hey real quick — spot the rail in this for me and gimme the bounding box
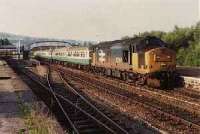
[22,65,129,134]
[58,68,200,131]
[58,71,129,134]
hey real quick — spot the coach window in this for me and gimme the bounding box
[82,53,85,57]
[69,52,71,56]
[73,52,76,57]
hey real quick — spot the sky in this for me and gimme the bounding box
[0,0,199,41]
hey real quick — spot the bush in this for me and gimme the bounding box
[137,21,200,67]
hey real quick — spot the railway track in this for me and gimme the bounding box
[55,66,200,133]
[173,88,200,101]
[138,86,200,111]
[9,60,130,134]
[15,59,200,133]
[55,65,200,111]
[101,75,200,107]
[47,68,129,134]
[40,61,200,102]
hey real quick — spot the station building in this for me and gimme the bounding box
[0,45,18,57]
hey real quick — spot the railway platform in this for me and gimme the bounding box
[2,59,67,134]
[0,59,64,134]
[181,76,200,91]
[0,60,34,133]
[176,66,200,91]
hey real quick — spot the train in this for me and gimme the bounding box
[32,36,180,89]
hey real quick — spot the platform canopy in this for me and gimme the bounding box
[30,41,73,51]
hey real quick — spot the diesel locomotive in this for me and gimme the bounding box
[33,36,178,89]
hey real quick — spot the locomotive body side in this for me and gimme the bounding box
[91,42,131,71]
[92,36,176,74]
[91,36,177,88]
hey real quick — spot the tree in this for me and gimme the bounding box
[4,38,11,45]
[0,38,12,46]
[121,21,200,66]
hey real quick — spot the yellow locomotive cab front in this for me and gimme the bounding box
[145,47,176,73]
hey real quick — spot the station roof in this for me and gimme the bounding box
[31,45,66,51]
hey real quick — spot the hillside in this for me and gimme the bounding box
[0,32,90,47]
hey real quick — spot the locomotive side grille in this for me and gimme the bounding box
[154,54,172,62]
[154,48,172,62]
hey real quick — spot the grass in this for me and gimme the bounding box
[16,92,61,134]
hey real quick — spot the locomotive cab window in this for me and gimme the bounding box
[122,50,129,63]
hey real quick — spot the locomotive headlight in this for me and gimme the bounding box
[167,56,171,58]
[156,56,160,59]
[161,63,167,68]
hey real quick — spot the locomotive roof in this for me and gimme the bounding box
[91,36,166,49]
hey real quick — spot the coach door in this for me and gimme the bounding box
[138,52,145,69]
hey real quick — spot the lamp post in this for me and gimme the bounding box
[17,40,21,59]
[50,47,55,65]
